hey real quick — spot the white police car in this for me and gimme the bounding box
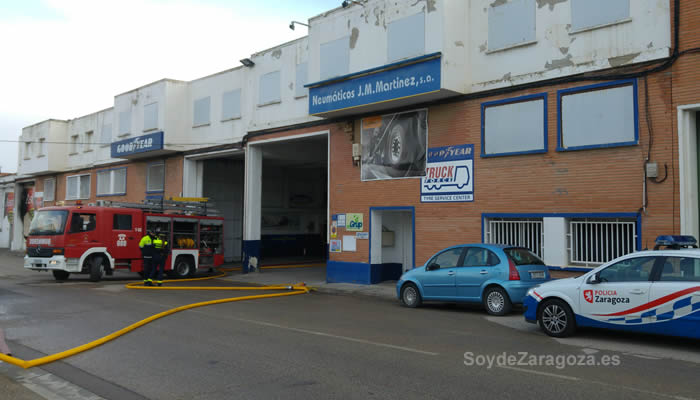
[524,235,700,339]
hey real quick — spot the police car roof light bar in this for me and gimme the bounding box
[653,235,698,250]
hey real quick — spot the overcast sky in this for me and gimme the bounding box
[0,0,341,173]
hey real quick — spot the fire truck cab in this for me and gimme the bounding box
[24,199,224,282]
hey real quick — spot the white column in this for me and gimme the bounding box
[242,146,262,272]
[543,217,567,268]
[370,210,382,265]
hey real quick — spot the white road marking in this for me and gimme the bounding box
[234,317,440,356]
[500,364,694,400]
[486,315,700,365]
[0,363,104,400]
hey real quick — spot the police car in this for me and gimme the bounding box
[524,235,700,339]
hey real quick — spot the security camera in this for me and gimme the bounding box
[342,0,349,7]
[289,22,295,30]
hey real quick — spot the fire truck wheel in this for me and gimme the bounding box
[52,270,70,281]
[173,257,195,279]
[89,255,105,282]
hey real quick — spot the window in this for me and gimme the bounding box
[464,248,500,267]
[485,217,544,258]
[101,123,112,146]
[427,248,463,269]
[388,12,425,62]
[147,162,165,193]
[113,214,133,230]
[44,178,55,202]
[193,97,211,126]
[569,218,637,266]
[259,71,281,105]
[97,168,127,196]
[598,256,656,283]
[482,94,547,156]
[69,213,97,233]
[222,90,241,121]
[488,0,536,52]
[70,135,79,154]
[144,102,159,131]
[118,110,131,136]
[66,174,91,200]
[558,80,638,151]
[24,141,31,159]
[320,37,349,80]
[571,0,630,33]
[38,138,46,156]
[84,131,93,152]
[503,248,545,266]
[659,257,700,282]
[294,63,308,98]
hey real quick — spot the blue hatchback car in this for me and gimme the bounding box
[397,244,551,315]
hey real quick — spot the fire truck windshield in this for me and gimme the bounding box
[29,210,69,236]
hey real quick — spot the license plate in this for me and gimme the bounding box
[33,263,46,268]
[530,271,546,279]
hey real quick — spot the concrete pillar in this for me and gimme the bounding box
[243,146,262,273]
[370,210,382,265]
[11,183,23,252]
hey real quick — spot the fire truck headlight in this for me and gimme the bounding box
[49,260,59,265]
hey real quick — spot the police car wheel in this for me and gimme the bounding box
[483,286,512,316]
[538,299,576,338]
[52,270,70,281]
[401,283,422,308]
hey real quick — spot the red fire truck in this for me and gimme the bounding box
[23,199,224,281]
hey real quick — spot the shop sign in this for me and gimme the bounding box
[420,144,474,203]
[345,213,364,232]
[356,232,369,240]
[308,55,441,115]
[111,131,164,158]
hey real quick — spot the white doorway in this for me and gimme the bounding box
[370,208,415,278]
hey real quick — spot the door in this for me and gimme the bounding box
[110,211,141,262]
[65,212,100,262]
[648,256,700,328]
[457,247,501,300]
[419,247,464,299]
[578,256,658,324]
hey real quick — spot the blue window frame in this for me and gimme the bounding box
[481,93,548,157]
[557,79,639,152]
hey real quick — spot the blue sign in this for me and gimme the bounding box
[421,144,474,203]
[111,131,164,158]
[308,55,441,115]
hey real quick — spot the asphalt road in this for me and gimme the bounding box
[1,251,699,400]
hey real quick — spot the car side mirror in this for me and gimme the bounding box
[587,273,601,284]
[426,263,440,271]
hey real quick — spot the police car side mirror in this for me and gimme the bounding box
[587,273,601,285]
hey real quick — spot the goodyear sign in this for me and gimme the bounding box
[345,213,364,232]
[308,55,441,115]
[420,144,474,203]
[111,131,164,158]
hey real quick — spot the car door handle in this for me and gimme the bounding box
[629,289,646,295]
[447,271,455,276]
[479,270,488,275]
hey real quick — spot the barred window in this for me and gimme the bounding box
[485,218,543,258]
[568,218,637,267]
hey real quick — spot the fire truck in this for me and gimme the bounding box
[23,198,225,282]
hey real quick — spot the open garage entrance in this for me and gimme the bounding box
[183,150,244,262]
[370,207,415,280]
[243,132,328,272]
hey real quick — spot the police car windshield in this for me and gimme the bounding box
[28,210,68,236]
[504,247,545,265]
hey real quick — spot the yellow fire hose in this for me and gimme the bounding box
[0,263,322,369]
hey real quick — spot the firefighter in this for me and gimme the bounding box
[150,228,169,286]
[139,229,156,286]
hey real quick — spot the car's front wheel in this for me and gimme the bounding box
[538,299,576,338]
[400,283,422,308]
[483,286,512,316]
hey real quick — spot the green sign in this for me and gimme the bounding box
[345,213,364,232]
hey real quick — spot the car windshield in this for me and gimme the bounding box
[28,210,68,236]
[504,247,545,265]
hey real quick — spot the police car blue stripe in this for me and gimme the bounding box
[625,318,643,324]
[673,297,691,310]
[655,311,675,321]
[641,310,656,318]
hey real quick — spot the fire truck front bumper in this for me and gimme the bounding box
[24,256,81,273]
